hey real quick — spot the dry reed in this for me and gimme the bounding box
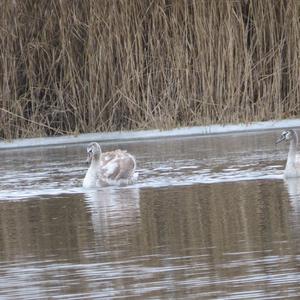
[1,0,300,139]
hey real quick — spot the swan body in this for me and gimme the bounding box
[83,142,138,188]
[276,129,300,178]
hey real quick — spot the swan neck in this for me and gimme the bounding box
[83,157,100,188]
[91,155,100,165]
[287,137,298,165]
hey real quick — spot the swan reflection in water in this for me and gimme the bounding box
[284,178,300,214]
[84,187,140,236]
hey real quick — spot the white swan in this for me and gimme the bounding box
[276,129,300,178]
[83,142,138,188]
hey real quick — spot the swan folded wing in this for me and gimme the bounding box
[99,151,135,181]
[100,151,118,164]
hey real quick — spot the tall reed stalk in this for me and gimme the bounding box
[1,0,300,139]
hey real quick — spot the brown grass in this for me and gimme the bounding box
[1,0,300,139]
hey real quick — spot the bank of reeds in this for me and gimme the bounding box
[1,0,300,139]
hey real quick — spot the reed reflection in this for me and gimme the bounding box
[0,195,93,262]
[140,182,289,254]
[136,181,298,298]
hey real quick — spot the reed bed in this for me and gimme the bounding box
[1,0,300,139]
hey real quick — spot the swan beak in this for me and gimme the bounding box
[275,136,285,144]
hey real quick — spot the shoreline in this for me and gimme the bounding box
[1,119,300,150]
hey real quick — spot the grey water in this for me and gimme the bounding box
[0,129,300,299]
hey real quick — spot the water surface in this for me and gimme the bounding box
[0,130,299,299]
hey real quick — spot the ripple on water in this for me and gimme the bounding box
[0,252,299,299]
[0,131,299,300]
[0,151,284,201]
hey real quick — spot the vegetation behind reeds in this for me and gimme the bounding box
[1,0,300,139]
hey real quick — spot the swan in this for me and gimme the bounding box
[83,142,138,188]
[276,129,300,178]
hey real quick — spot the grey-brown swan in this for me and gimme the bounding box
[83,142,138,188]
[276,129,300,178]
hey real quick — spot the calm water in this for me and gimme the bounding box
[0,130,300,299]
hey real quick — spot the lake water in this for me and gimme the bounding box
[0,129,300,299]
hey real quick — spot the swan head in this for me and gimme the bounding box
[86,142,101,163]
[276,129,297,144]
